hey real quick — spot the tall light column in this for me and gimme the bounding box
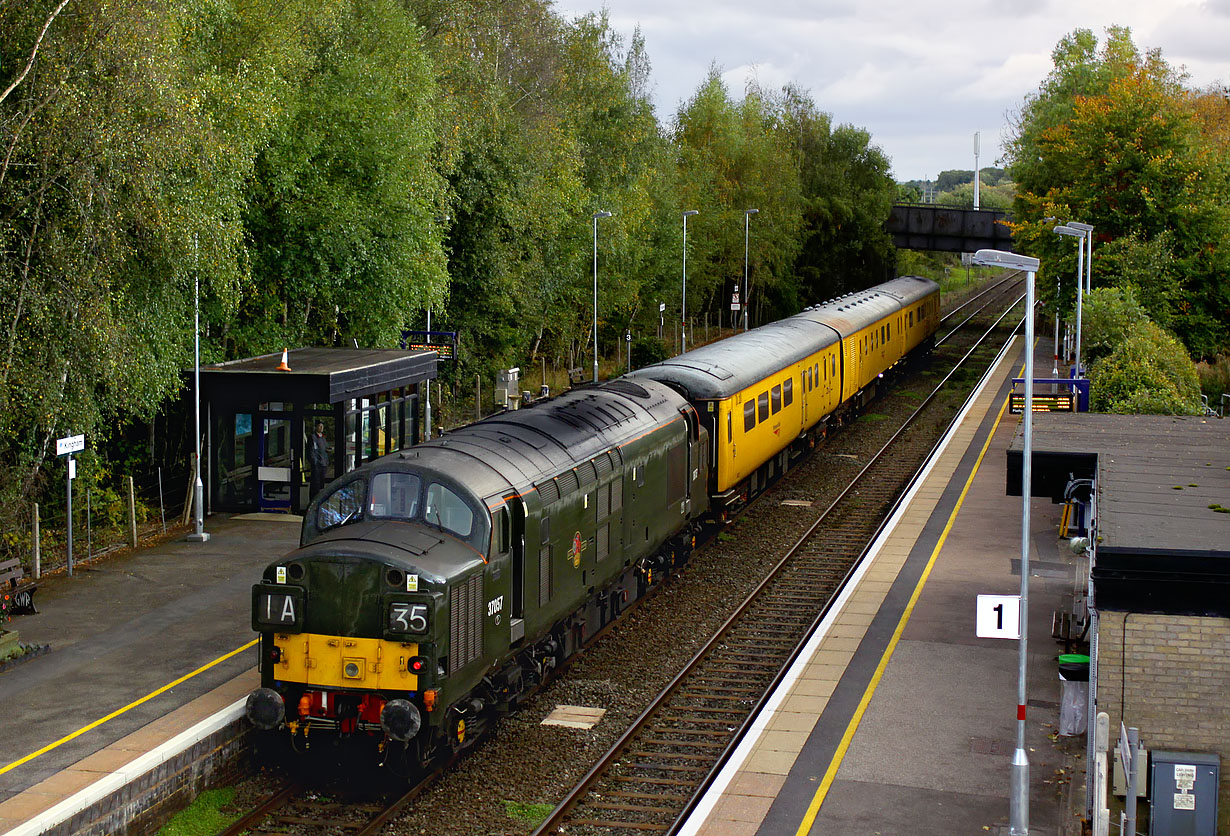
[972,248,1040,836]
[593,210,612,383]
[743,208,758,331]
[973,131,981,210]
[1054,225,1088,378]
[681,209,698,353]
[1052,273,1061,380]
[1067,221,1093,294]
[188,234,209,543]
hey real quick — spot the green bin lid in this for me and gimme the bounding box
[1058,653,1090,664]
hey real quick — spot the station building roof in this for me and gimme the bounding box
[1007,413,1230,616]
[198,347,437,406]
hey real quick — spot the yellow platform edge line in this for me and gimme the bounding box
[0,639,258,777]
[793,356,1024,835]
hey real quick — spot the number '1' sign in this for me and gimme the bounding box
[975,594,1021,639]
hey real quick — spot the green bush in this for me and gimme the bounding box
[1080,287,1148,365]
[1089,321,1202,414]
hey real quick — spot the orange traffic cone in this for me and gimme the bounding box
[276,348,291,371]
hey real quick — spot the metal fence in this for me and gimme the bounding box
[0,462,190,579]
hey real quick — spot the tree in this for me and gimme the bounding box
[1004,26,1230,358]
[779,85,895,303]
[0,0,294,514]
[1080,287,1148,364]
[236,0,449,355]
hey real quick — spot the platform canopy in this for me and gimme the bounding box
[1008,413,1230,616]
[199,347,436,404]
[193,348,437,516]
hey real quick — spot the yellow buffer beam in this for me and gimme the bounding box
[272,632,421,691]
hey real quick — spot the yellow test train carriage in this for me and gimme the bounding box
[629,275,939,513]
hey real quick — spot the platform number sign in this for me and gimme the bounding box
[976,594,1021,639]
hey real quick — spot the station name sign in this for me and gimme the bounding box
[56,434,85,456]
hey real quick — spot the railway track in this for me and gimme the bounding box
[530,288,1027,836]
[213,760,448,836]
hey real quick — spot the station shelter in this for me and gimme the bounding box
[1009,413,1230,827]
[197,347,437,516]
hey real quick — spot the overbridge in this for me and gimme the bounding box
[887,203,1013,253]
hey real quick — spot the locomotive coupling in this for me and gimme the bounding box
[245,688,285,730]
[380,699,422,742]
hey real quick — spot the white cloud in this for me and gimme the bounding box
[550,0,1230,180]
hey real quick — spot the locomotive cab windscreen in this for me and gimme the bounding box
[305,469,488,555]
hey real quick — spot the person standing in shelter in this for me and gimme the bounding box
[309,422,329,498]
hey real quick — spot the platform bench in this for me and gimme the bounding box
[0,558,38,618]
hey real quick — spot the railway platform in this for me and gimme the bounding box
[681,334,1088,836]
[0,333,1089,836]
[0,513,300,834]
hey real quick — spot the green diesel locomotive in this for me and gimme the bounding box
[245,377,709,768]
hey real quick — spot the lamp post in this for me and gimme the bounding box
[1066,221,1093,294]
[743,209,758,331]
[188,234,209,543]
[1051,271,1061,381]
[592,210,612,383]
[681,209,698,353]
[973,132,981,210]
[971,248,1040,836]
[1054,225,1088,378]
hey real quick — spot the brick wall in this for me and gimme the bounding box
[1096,610,1230,829]
[40,721,253,836]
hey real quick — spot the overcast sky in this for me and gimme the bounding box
[548,0,1230,183]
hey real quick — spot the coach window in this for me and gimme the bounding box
[782,379,793,407]
[744,400,755,432]
[727,411,733,442]
[771,385,782,414]
[757,392,769,423]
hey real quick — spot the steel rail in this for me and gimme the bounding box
[939,271,1021,325]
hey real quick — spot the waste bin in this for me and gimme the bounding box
[1058,653,1089,736]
